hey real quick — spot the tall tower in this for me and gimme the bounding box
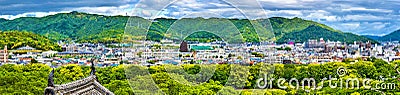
[179,41,189,52]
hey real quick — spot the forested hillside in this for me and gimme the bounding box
[0,12,376,43]
[380,29,400,41]
[364,29,400,41]
[1,60,399,94]
[277,25,378,43]
[269,17,338,38]
[0,12,128,43]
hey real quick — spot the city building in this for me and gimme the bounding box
[306,39,325,48]
[62,44,78,52]
[0,46,7,63]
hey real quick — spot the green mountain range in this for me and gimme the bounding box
[364,29,400,41]
[0,12,377,44]
[0,12,127,43]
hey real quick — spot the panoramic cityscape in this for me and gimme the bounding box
[1,37,400,67]
[1,0,400,95]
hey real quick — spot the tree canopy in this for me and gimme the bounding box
[277,25,378,44]
[1,60,400,94]
[0,12,377,43]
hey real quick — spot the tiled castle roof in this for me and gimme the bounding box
[44,63,114,95]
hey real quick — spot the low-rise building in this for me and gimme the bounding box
[0,46,7,63]
[17,45,36,50]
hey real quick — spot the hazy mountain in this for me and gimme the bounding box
[364,29,400,41]
[380,29,400,41]
[363,35,382,41]
[0,12,128,42]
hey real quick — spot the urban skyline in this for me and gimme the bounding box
[1,0,400,94]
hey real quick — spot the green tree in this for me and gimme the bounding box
[284,47,292,51]
[31,58,38,63]
[137,52,143,58]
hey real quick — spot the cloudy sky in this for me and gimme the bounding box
[0,0,399,36]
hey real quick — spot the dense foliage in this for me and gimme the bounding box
[269,17,337,38]
[77,29,125,43]
[1,59,400,94]
[0,12,376,43]
[0,31,61,51]
[184,31,223,42]
[0,12,128,43]
[381,29,400,41]
[277,25,378,43]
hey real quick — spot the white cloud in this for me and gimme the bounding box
[342,14,389,21]
[303,10,339,21]
[0,11,69,20]
[264,10,303,17]
[327,22,397,36]
[342,7,393,13]
[64,4,133,16]
[329,22,361,32]
[371,22,390,29]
